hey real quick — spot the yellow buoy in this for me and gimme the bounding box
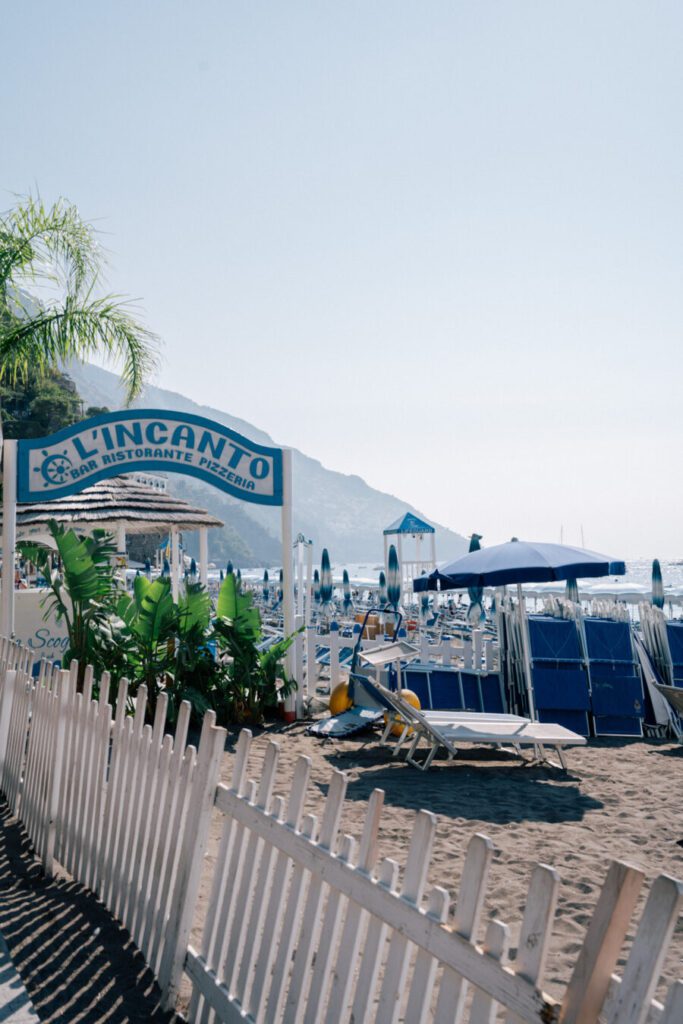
[329,682,353,716]
[385,688,421,737]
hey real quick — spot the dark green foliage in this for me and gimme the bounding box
[0,368,83,438]
[20,525,296,725]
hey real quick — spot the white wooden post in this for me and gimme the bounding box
[1,439,17,637]
[516,583,537,721]
[294,614,305,718]
[198,526,208,587]
[306,625,317,693]
[116,523,127,563]
[170,527,180,602]
[305,541,313,627]
[430,531,436,568]
[281,450,297,719]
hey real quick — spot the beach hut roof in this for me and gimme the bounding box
[4,474,224,536]
[383,512,435,536]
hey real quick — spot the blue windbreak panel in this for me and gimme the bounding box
[537,708,590,735]
[528,616,583,662]
[461,673,483,712]
[532,668,591,711]
[402,669,432,710]
[665,622,683,668]
[594,715,643,737]
[480,675,505,713]
[584,619,634,664]
[429,669,465,710]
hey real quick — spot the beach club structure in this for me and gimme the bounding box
[0,413,680,1020]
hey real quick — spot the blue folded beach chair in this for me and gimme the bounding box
[527,616,591,736]
[665,621,683,687]
[401,664,505,714]
[583,617,644,737]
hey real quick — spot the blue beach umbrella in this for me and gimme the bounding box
[320,549,334,612]
[144,558,151,576]
[414,540,626,591]
[190,557,197,578]
[162,557,170,577]
[378,570,387,606]
[387,544,401,612]
[236,568,242,586]
[278,568,284,605]
[652,559,664,609]
[342,569,353,615]
[467,533,485,625]
[220,569,224,581]
[262,569,270,603]
[565,578,580,603]
[227,561,233,575]
[313,568,321,605]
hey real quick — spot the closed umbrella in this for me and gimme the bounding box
[652,559,664,609]
[227,560,233,575]
[190,557,197,578]
[144,558,151,576]
[320,549,334,612]
[277,568,284,605]
[220,569,224,581]
[236,568,242,588]
[565,578,579,603]
[387,544,401,612]
[313,568,321,605]
[162,557,170,577]
[342,569,353,615]
[378,570,387,606]
[262,569,270,603]
[467,533,485,625]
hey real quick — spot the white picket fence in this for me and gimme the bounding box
[0,637,680,1023]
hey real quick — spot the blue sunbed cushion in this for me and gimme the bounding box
[528,617,583,662]
[584,618,634,664]
[532,667,590,711]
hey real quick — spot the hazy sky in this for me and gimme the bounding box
[3,2,681,557]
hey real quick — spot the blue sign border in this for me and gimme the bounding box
[17,409,284,507]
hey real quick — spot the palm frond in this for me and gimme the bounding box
[0,294,159,403]
[0,195,100,296]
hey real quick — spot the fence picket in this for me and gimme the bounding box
[404,886,450,1024]
[245,755,312,1022]
[302,833,357,1023]
[504,864,560,1024]
[560,860,644,1024]
[280,770,348,1023]
[606,875,683,1024]
[469,919,510,1024]
[142,699,191,960]
[434,833,494,1024]
[324,787,385,1024]
[350,857,401,1024]
[661,980,683,1024]
[375,810,436,1024]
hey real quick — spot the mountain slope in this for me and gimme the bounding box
[66,361,467,564]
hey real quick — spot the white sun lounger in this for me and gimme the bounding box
[352,675,586,771]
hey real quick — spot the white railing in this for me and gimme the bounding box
[0,638,680,1023]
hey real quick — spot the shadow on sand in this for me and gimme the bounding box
[318,745,603,825]
[0,802,178,1024]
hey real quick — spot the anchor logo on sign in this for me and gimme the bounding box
[35,450,73,488]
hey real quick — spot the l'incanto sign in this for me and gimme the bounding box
[17,410,284,506]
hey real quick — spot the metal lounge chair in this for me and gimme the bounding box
[351,674,586,771]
